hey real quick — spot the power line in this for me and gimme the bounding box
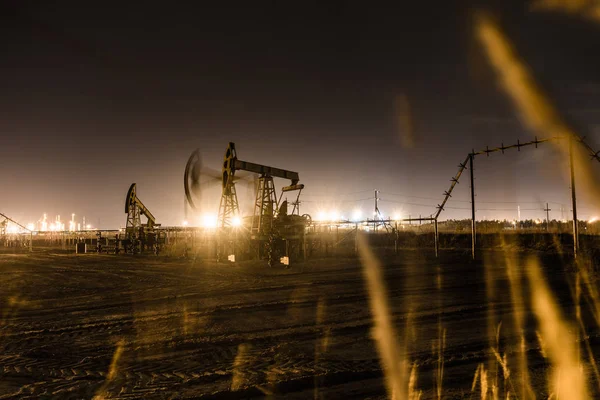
[300,197,374,204]
[302,189,375,198]
[502,209,541,212]
[379,192,469,203]
[378,199,471,210]
[378,191,568,206]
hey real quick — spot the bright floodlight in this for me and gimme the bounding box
[27,223,35,231]
[182,220,189,226]
[352,209,362,221]
[316,211,327,221]
[201,214,218,229]
[590,216,598,224]
[232,216,242,227]
[328,210,339,222]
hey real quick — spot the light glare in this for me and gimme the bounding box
[201,214,218,228]
[328,210,339,222]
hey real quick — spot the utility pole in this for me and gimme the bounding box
[374,189,380,231]
[434,218,439,258]
[469,153,476,260]
[544,203,551,232]
[569,137,579,258]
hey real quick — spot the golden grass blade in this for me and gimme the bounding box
[530,0,600,22]
[357,233,408,399]
[93,339,125,400]
[525,257,589,399]
[501,239,536,399]
[231,343,251,391]
[476,13,600,203]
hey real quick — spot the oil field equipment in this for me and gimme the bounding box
[122,183,162,254]
[185,142,311,265]
[0,219,6,237]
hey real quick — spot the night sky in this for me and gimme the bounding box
[3,1,600,228]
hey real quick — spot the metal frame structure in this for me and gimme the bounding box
[433,135,600,259]
[252,175,277,234]
[0,212,33,252]
[185,142,308,265]
[124,183,159,253]
[218,143,241,228]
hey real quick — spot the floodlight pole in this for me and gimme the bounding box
[469,153,476,260]
[569,137,579,258]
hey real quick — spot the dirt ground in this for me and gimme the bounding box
[0,248,597,399]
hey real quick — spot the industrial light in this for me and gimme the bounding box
[316,211,327,222]
[328,210,339,222]
[27,223,35,231]
[201,214,218,229]
[589,216,598,223]
[232,216,242,227]
[352,209,362,221]
[182,220,189,226]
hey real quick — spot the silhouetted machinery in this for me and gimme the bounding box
[122,183,162,254]
[185,142,311,265]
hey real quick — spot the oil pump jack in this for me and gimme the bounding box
[122,183,161,254]
[185,142,311,265]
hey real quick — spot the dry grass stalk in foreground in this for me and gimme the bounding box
[357,233,414,399]
[93,339,125,400]
[231,343,251,391]
[526,257,589,399]
[501,241,536,399]
[530,0,600,22]
[476,13,600,202]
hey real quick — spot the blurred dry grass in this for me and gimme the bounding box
[531,0,600,22]
[476,13,600,204]
[358,233,418,399]
[93,339,125,400]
